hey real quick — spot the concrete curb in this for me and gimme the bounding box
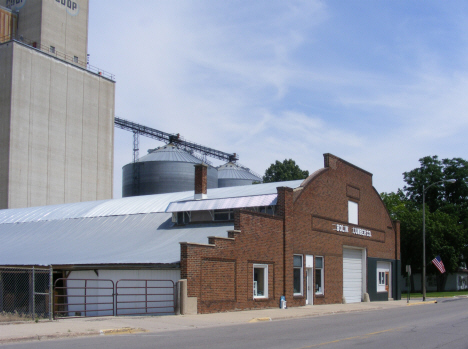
[100,327,147,335]
[406,300,437,306]
[0,332,100,345]
[248,317,272,323]
[269,306,390,321]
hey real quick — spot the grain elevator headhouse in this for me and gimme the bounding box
[0,0,115,209]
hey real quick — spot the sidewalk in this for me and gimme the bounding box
[0,299,437,345]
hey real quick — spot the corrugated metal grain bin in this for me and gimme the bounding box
[122,144,218,197]
[217,162,262,188]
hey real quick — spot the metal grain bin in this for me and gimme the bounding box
[122,144,218,197]
[217,162,262,188]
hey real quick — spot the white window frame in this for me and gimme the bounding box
[376,261,390,293]
[315,256,324,295]
[348,201,358,225]
[378,272,385,285]
[293,255,303,296]
[253,264,268,299]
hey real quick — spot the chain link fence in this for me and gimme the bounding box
[0,266,53,322]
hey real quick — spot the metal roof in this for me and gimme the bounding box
[138,144,205,164]
[217,162,262,181]
[0,180,304,266]
[0,180,303,224]
[166,194,277,212]
[0,213,233,266]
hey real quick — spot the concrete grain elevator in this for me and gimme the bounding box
[0,0,115,209]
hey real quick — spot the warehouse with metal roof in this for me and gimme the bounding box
[0,179,301,266]
[0,154,401,318]
[0,177,302,317]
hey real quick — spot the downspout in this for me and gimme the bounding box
[394,220,400,300]
[283,210,287,297]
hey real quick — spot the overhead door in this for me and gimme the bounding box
[343,248,363,303]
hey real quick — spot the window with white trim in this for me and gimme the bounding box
[253,264,268,298]
[378,272,385,286]
[377,262,391,292]
[315,256,324,295]
[293,255,303,295]
[348,201,358,225]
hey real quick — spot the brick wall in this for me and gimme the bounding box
[292,153,400,305]
[194,164,208,195]
[180,210,285,313]
[180,153,400,313]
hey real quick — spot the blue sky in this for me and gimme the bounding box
[87,1,468,198]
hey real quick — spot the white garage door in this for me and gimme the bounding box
[343,248,363,303]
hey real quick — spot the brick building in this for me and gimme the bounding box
[180,154,400,313]
[0,153,400,316]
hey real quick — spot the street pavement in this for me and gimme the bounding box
[0,298,439,345]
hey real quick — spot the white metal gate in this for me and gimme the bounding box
[343,248,363,303]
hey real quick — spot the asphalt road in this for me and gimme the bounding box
[3,298,468,349]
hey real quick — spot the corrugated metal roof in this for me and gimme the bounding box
[202,179,302,200]
[217,162,262,181]
[166,194,277,212]
[0,192,191,224]
[0,213,233,266]
[138,144,204,163]
[0,180,303,224]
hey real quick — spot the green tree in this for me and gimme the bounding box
[382,155,468,291]
[381,191,465,291]
[381,191,422,291]
[263,159,309,183]
[403,156,444,212]
[403,156,468,220]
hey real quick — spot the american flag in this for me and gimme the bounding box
[432,255,446,274]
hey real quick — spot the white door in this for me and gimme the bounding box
[377,261,391,298]
[343,248,363,303]
[306,269,313,304]
[306,255,313,305]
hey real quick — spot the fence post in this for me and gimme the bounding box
[49,266,53,320]
[32,266,35,321]
[0,270,3,313]
[175,281,180,315]
[84,279,87,317]
[145,280,148,315]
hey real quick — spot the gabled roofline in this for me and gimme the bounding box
[324,153,373,177]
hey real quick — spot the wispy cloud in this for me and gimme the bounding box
[88,1,468,197]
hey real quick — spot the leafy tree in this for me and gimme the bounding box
[403,156,468,220]
[403,156,444,212]
[382,155,468,291]
[381,190,410,219]
[441,158,468,228]
[263,159,309,183]
[381,190,465,291]
[381,191,422,291]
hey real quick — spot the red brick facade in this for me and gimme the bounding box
[180,154,400,313]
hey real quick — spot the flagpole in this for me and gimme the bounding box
[423,184,426,302]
